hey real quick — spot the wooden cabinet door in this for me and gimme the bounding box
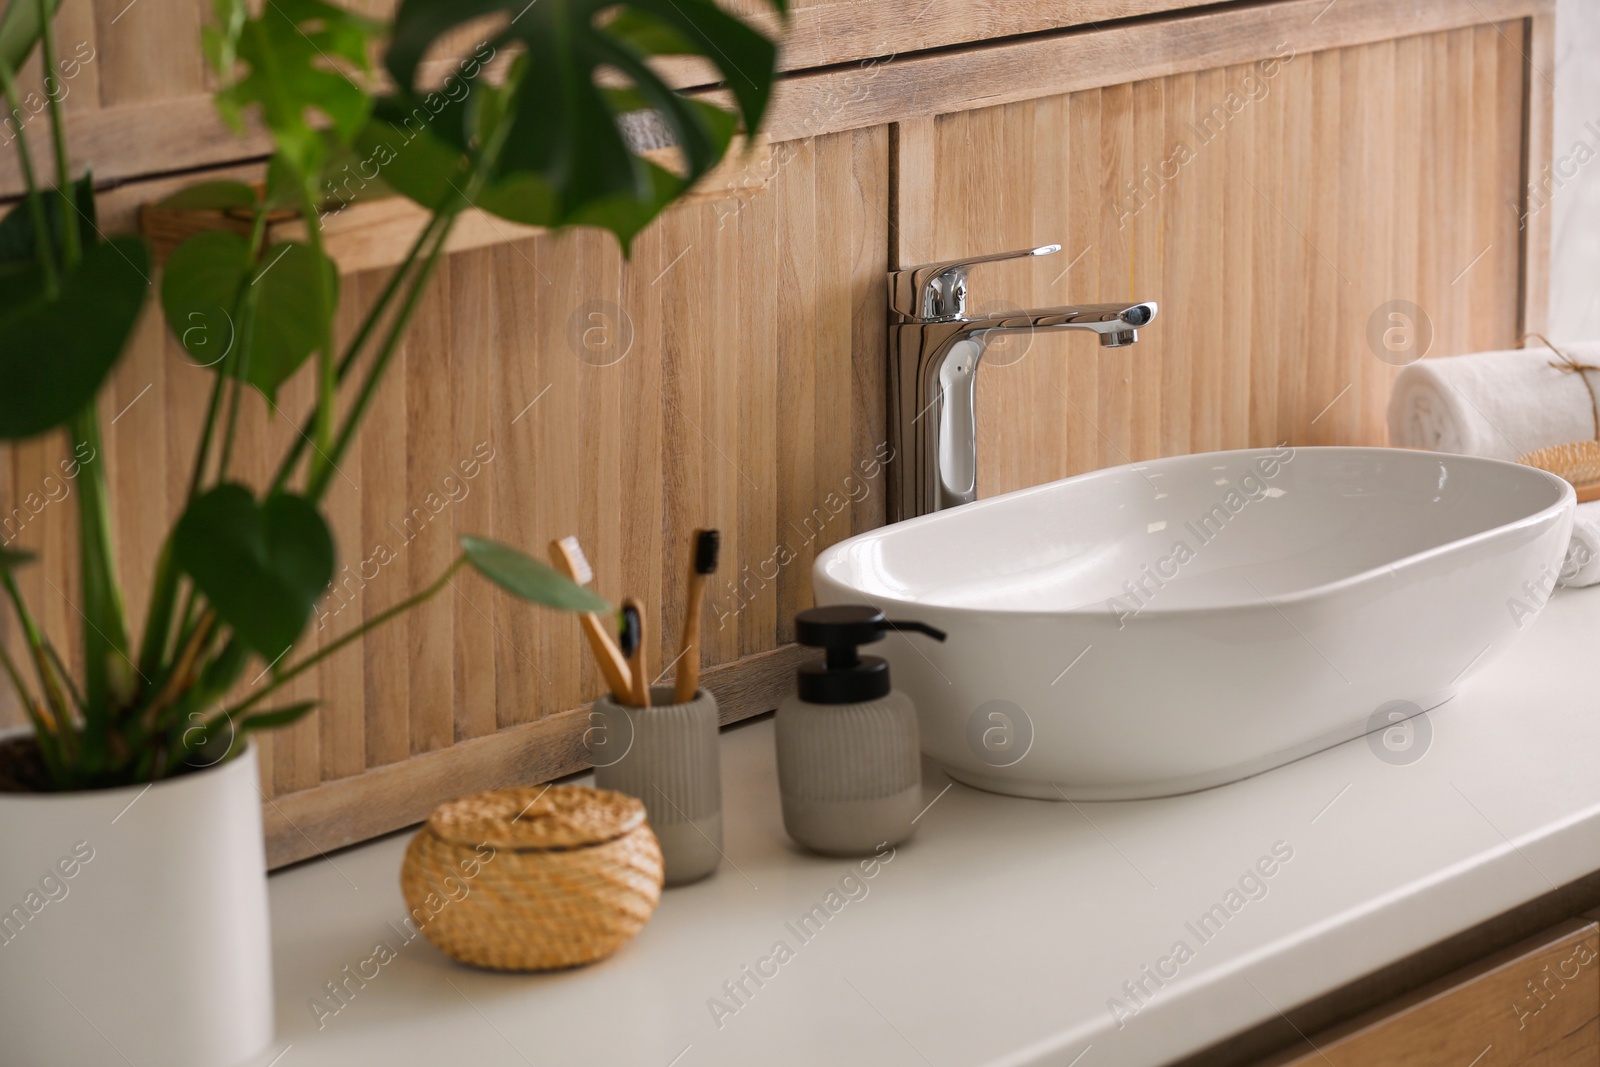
[1268,920,1600,1067]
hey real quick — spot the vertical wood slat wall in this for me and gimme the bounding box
[0,0,1550,862]
[0,129,891,801]
[894,24,1528,499]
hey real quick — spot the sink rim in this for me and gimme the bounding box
[821,445,1577,619]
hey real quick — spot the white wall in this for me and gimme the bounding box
[1550,0,1600,341]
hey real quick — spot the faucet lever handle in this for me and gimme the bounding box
[890,243,1062,321]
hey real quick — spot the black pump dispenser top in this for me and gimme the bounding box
[793,605,947,704]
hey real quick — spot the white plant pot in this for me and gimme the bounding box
[0,739,275,1067]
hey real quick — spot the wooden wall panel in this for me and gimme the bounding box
[0,125,890,812]
[893,25,1530,499]
[0,0,1549,197]
[0,0,1218,197]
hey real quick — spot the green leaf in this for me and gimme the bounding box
[384,0,780,245]
[0,0,63,74]
[211,0,380,181]
[472,172,559,228]
[250,241,337,401]
[0,547,33,570]
[201,0,246,90]
[560,160,687,253]
[161,232,336,400]
[171,698,316,774]
[605,10,698,55]
[196,637,249,701]
[0,175,96,266]
[161,230,248,370]
[157,181,259,212]
[173,484,335,663]
[0,236,149,440]
[351,108,472,212]
[461,535,610,614]
[315,132,398,212]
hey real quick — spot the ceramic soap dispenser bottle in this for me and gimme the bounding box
[775,605,946,856]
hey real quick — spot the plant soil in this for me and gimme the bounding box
[0,734,52,792]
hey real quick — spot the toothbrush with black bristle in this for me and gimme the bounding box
[673,529,720,704]
[619,599,648,707]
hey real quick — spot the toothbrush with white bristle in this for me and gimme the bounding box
[548,536,633,702]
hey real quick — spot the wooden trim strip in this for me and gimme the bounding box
[1517,12,1555,338]
[263,643,808,869]
[1,0,1549,199]
[888,116,936,272]
[137,140,777,274]
[755,0,1221,74]
[0,94,273,200]
[745,0,1554,141]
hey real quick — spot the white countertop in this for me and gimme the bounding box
[252,589,1600,1067]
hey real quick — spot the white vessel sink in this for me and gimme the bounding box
[814,447,1575,799]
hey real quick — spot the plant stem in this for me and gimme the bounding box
[305,207,459,503]
[265,206,448,495]
[138,203,266,685]
[225,556,465,718]
[0,640,64,784]
[0,56,57,294]
[301,113,517,506]
[0,633,38,713]
[186,371,228,502]
[267,207,447,495]
[216,207,270,481]
[36,0,78,268]
[170,584,200,654]
[142,609,214,726]
[1,571,71,740]
[71,406,132,751]
[135,542,183,692]
[43,640,83,713]
[216,328,253,481]
[297,179,336,488]
[0,642,62,779]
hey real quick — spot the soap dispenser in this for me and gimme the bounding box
[775,605,946,856]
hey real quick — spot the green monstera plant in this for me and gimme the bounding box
[0,0,782,790]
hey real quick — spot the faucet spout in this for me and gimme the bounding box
[972,301,1157,346]
[885,244,1157,520]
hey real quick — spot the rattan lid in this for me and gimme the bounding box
[426,785,646,852]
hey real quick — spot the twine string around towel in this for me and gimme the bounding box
[1525,330,1600,440]
[1516,331,1600,503]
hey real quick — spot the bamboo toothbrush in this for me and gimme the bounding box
[620,598,650,707]
[673,529,720,703]
[548,536,632,702]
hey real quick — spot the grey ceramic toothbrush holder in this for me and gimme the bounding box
[589,686,723,886]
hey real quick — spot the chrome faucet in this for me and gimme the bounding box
[886,243,1157,520]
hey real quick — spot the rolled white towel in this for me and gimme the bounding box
[1561,500,1600,588]
[1386,344,1600,460]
